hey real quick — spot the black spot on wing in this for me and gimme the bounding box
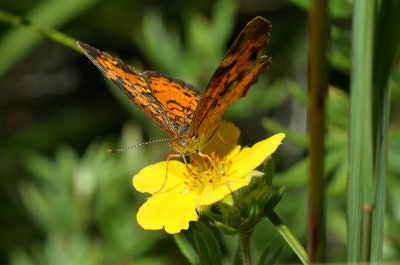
[144,71,201,96]
[221,80,235,96]
[212,59,237,79]
[249,46,258,61]
[183,90,194,97]
[209,97,219,110]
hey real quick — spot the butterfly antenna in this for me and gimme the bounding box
[108,138,173,153]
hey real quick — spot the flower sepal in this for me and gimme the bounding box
[263,186,286,216]
[214,221,240,235]
[205,198,262,235]
[235,174,271,216]
[205,158,284,235]
[204,203,242,228]
[203,205,241,234]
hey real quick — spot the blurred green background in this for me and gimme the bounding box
[0,0,399,264]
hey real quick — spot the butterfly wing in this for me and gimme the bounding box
[77,42,200,138]
[190,17,271,144]
[143,71,200,130]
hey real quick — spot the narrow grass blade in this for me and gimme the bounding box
[348,0,375,262]
[370,0,400,260]
[371,84,389,262]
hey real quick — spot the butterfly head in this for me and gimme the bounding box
[169,136,200,155]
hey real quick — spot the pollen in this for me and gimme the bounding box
[184,152,233,192]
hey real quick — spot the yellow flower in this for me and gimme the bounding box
[133,121,285,234]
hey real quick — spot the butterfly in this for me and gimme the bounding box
[78,16,271,156]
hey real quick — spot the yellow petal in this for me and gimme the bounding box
[133,160,187,194]
[225,145,242,161]
[137,190,198,234]
[201,121,241,157]
[197,177,252,206]
[230,133,285,178]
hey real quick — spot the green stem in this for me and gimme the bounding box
[361,207,373,261]
[307,0,328,262]
[240,231,252,265]
[267,210,309,265]
[0,9,81,53]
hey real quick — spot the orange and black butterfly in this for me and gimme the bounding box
[78,16,271,155]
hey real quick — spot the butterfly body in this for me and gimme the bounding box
[78,16,271,155]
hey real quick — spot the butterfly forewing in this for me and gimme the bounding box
[190,16,271,145]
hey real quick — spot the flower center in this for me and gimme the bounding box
[183,152,232,192]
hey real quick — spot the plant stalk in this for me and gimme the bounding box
[307,0,328,262]
[240,231,253,265]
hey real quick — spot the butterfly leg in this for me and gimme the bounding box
[154,153,182,194]
[197,151,233,193]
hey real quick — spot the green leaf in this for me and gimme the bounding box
[232,241,244,265]
[267,211,308,265]
[174,233,200,265]
[264,245,283,265]
[256,245,271,265]
[192,222,222,265]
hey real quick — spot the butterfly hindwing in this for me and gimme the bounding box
[77,42,200,138]
[143,71,200,131]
